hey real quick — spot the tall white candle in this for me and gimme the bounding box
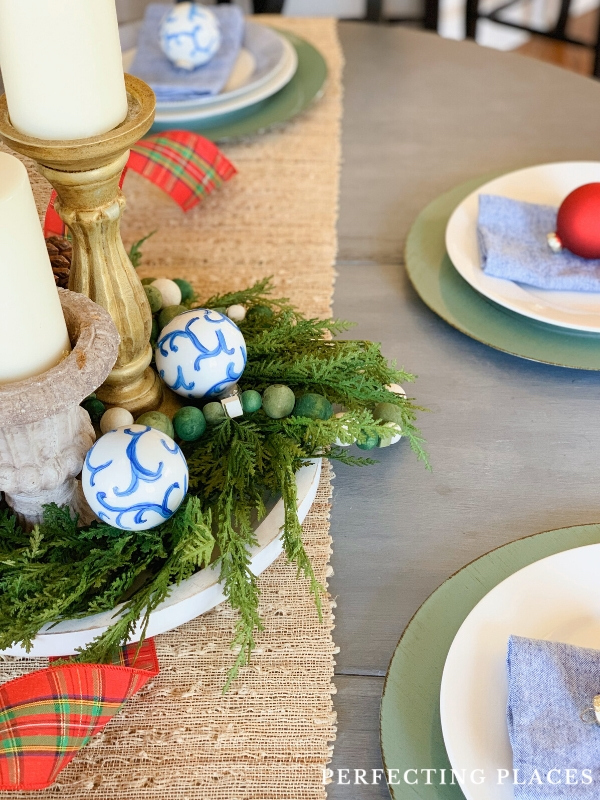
[0,153,70,384]
[0,0,128,141]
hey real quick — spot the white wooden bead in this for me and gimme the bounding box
[387,383,407,397]
[377,422,402,447]
[100,407,134,435]
[152,278,182,309]
[227,304,247,322]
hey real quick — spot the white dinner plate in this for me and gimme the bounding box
[440,543,600,800]
[123,23,296,120]
[153,35,297,122]
[445,162,600,333]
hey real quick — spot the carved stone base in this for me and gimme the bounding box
[0,290,118,529]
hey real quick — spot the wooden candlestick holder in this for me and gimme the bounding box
[0,75,161,415]
[0,290,119,529]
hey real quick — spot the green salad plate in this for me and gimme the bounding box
[380,522,600,799]
[405,175,600,369]
[150,32,327,142]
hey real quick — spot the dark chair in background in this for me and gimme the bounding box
[464,0,600,77]
[215,0,285,11]
[216,0,438,31]
[364,0,438,31]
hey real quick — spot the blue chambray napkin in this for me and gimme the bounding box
[130,4,245,102]
[477,194,600,291]
[507,635,600,797]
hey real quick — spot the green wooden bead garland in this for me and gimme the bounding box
[293,393,333,420]
[135,411,174,439]
[262,384,295,419]
[241,389,262,413]
[173,406,206,441]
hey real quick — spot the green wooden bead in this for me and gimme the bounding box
[151,318,159,342]
[141,277,155,286]
[246,304,274,322]
[357,433,379,451]
[241,389,262,413]
[293,393,333,420]
[144,284,162,314]
[173,406,206,441]
[373,402,404,427]
[158,305,187,331]
[262,384,295,419]
[173,278,194,302]
[135,411,174,439]
[82,398,105,424]
[83,392,96,402]
[203,401,226,425]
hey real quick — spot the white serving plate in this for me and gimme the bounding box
[153,35,297,122]
[123,46,258,97]
[445,162,600,333]
[1,459,321,658]
[123,22,297,120]
[440,543,600,800]
[157,21,288,110]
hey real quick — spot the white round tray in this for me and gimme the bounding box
[3,458,322,658]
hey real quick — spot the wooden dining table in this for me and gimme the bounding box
[330,22,600,799]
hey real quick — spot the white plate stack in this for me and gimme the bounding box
[123,21,298,125]
[445,162,600,333]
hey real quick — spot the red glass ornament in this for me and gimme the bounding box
[555,182,600,259]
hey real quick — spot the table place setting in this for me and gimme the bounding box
[381,159,600,799]
[121,2,326,140]
[405,162,600,368]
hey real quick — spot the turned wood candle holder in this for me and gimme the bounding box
[0,290,118,529]
[0,75,161,415]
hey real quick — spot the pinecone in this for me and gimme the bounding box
[46,236,72,289]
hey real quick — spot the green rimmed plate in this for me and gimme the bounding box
[379,522,600,800]
[405,175,600,369]
[149,31,327,142]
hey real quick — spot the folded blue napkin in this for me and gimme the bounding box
[130,4,245,102]
[507,635,600,797]
[477,194,600,292]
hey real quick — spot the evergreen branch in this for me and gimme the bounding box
[128,230,157,268]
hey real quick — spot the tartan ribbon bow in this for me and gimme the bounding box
[0,640,159,791]
[44,129,237,237]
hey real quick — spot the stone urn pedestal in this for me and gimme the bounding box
[0,290,119,528]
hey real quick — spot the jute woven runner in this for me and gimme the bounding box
[0,17,341,800]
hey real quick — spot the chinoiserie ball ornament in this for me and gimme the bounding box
[82,424,188,531]
[160,3,221,71]
[155,309,247,399]
[554,183,600,259]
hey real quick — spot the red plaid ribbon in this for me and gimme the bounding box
[0,640,159,791]
[44,129,237,237]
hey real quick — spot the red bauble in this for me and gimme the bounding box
[556,182,600,259]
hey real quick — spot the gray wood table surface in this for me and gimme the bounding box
[330,23,600,798]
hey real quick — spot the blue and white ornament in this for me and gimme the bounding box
[156,309,246,399]
[82,425,188,531]
[160,3,221,71]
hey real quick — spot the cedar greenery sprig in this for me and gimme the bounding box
[0,278,426,688]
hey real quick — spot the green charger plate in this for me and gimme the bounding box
[150,32,327,142]
[405,175,600,370]
[380,522,600,799]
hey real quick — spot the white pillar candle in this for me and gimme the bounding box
[0,153,70,384]
[0,0,128,141]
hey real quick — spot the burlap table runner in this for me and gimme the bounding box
[0,17,341,800]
